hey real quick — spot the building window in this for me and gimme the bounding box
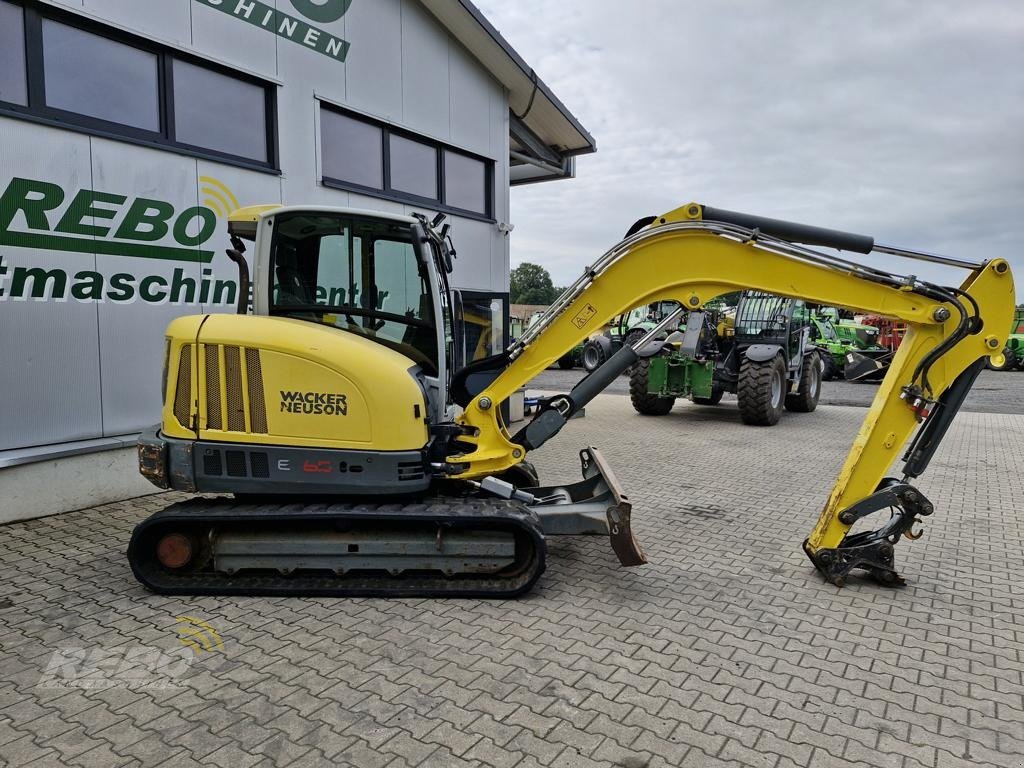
[42,20,160,132]
[172,59,268,163]
[320,110,383,189]
[389,135,438,200]
[444,151,487,215]
[0,2,277,170]
[0,1,27,106]
[319,103,494,220]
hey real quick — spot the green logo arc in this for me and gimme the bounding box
[289,0,352,23]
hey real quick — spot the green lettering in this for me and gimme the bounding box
[0,177,65,232]
[172,207,217,247]
[114,198,175,242]
[139,275,168,302]
[213,279,236,306]
[170,268,196,304]
[71,270,104,300]
[55,190,126,238]
[106,273,136,302]
[11,266,67,299]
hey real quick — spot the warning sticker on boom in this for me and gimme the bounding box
[571,303,598,329]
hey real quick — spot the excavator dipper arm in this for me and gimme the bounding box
[450,203,1014,586]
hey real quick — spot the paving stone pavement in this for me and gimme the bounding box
[0,396,1022,768]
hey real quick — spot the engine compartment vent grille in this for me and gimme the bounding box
[224,345,246,432]
[173,344,192,429]
[250,452,270,478]
[397,461,426,482]
[203,449,223,476]
[226,450,247,477]
[245,348,267,433]
[200,344,267,434]
[205,345,222,431]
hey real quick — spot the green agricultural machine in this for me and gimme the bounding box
[806,309,892,381]
[630,291,821,426]
[528,312,586,370]
[581,301,679,372]
[988,306,1024,371]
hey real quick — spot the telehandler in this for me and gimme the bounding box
[130,203,1014,596]
[630,291,820,425]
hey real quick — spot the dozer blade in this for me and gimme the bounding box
[526,447,647,567]
[128,498,545,598]
[844,349,894,381]
[585,448,647,566]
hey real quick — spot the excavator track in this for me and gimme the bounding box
[128,497,546,598]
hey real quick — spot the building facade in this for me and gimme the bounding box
[0,0,594,520]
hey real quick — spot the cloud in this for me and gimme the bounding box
[476,0,1024,296]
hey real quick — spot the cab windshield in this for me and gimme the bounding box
[268,212,438,373]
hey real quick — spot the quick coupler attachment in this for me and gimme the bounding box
[804,479,934,587]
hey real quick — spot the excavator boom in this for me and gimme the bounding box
[451,203,1014,586]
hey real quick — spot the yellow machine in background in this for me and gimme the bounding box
[131,203,1013,596]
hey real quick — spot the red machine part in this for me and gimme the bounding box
[861,315,907,352]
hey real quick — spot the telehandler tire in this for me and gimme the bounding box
[738,354,786,426]
[582,340,606,372]
[820,350,839,381]
[629,359,675,416]
[691,388,724,406]
[785,353,822,413]
[987,347,1017,371]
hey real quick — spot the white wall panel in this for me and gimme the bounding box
[83,0,191,45]
[490,87,510,224]
[90,140,201,436]
[343,0,402,121]
[448,41,494,157]
[445,217,493,291]
[400,0,450,141]
[0,119,101,450]
[351,191,403,214]
[277,86,320,199]
[190,0,278,78]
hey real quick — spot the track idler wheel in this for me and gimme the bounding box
[156,533,195,569]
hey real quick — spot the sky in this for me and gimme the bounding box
[475,0,1024,296]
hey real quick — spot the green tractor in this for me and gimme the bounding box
[988,306,1024,371]
[630,291,821,426]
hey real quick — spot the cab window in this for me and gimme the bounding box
[269,213,438,373]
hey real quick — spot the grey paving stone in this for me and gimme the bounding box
[1,397,1022,768]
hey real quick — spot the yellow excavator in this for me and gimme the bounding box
[130,203,1014,596]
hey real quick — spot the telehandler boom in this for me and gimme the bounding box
[130,203,1013,596]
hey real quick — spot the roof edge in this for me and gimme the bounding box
[453,0,597,156]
